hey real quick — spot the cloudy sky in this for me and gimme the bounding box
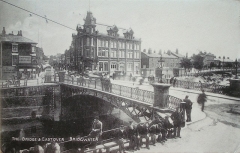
[0,0,239,59]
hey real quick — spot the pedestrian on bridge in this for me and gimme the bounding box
[183,95,193,122]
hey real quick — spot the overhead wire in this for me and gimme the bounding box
[0,0,128,31]
[0,0,76,31]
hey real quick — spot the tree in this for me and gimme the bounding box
[180,57,192,74]
[192,55,204,71]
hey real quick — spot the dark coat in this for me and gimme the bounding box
[137,123,148,135]
[197,93,207,104]
[126,125,138,138]
[116,129,127,140]
[171,111,182,126]
[183,98,193,109]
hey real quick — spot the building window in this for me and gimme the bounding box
[111,64,117,69]
[97,39,101,47]
[87,38,90,46]
[91,38,93,46]
[106,41,108,47]
[122,51,125,58]
[12,55,18,66]
[32,46,36,53]
[104,62,108,71]
[12,44,18,52]
[111,41,114,48]
[99,62,103,71]
[123,42,125,49]
[111,51,116,58]
[128,52,133,58]
[127,63,132,70]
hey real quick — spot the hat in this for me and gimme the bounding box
[95,116,99,119]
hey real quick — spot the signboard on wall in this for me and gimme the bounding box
[19,56,31,64]
[2,66,16,73]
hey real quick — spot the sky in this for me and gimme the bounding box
[0,0,240,59]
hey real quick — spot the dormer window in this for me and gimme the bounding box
[32,45,36,53]
[12,44,18,52]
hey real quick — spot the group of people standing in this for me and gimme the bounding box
[89,109,185,153]
[170,77,178,87]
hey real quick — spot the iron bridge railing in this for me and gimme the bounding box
[63,75,154,104]
[165,79,228,94]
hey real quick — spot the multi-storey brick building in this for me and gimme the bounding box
[141,49,183,78]
[0,27,38,79]
[69,11,141,76]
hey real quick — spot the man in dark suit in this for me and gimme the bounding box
[137,122,150,149]
[126,121,140,150]
[171,107,183,138]
[183,95,193,122]
[115,125,128,153]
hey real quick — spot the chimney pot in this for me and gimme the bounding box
[20,30,22,36]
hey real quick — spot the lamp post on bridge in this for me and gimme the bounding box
[156,54,164,83]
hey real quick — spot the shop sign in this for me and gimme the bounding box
[19,56,31,64]
[2,66,16,73]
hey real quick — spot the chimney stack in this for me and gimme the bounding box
[2,27,6,36]
[19,30,22,36]
[17,31,20,36]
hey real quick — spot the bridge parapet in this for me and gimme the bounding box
[62,75,155,104]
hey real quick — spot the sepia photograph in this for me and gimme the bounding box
[0,0,240,152]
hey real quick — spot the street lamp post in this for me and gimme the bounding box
[158,54,165,83]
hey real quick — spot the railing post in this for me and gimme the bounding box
[143,91,145,102]
[95,80,97,89]
[131,88,132,98]
[120,85,121,96]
